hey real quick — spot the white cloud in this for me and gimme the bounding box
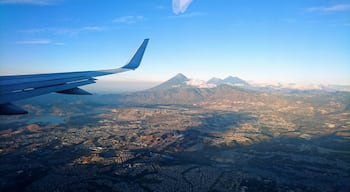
[307,4,350,12]
[19,26,105,36]
[186,79,216,88]
[155,5,166,10]
[16,39,51,44]
[15,39,65,45]
[80,26,104,32]
[54,42,64,46]
[18,28,47,33]
[172,0,194,14]
[169,12,205,18]
[0,0,54,5]
[112,16,144,24]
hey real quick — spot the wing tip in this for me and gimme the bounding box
[122,38,149,70]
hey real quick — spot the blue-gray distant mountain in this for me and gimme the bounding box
[103,73,255,105]
[223,76,249,86]
[207,77,223,85]
[208,76,249,87]
[116,73,212,104]
[149,73,189,91]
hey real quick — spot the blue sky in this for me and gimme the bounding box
[0,0,349,86]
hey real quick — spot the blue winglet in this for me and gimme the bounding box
[122,39,149,70]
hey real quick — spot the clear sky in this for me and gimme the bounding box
[1,0,349,86]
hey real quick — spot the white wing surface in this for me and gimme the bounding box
[0,39,149,115]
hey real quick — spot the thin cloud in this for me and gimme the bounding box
[155,5,166,10]
[19,26,105,36]
[80,26,104,31]
[112,16,144,24]
[54,42,64,46]
[0,0,54,5]
[169,12,206,18]
[15,39,65,45]
[172,0,194,14]
[16,39,51,44]
[18,28,47,33]
[59,26,105,35]
[307,4,350,12]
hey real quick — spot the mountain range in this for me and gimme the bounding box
[150,73,250,91]
[103,73,258,105]
[18,72,350,115]
[150,73,350,93]
[208,76,250,86]
[149,73,190,91]
[100,73,349,106]
[28,73,348,108]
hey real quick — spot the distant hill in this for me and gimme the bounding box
[149,73,189,91]
[130,73,211,104]
[109,73,255,105]
[21,73,350,113]
[115,85,251,105]
[207,77,222,85]
[207,76,249,87]
[149,73,251,91]
[222,76,250,86]
[99,73,350,107]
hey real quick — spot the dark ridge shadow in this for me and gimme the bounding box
[0,142,91,192]
[227,134,350,191]
[188,110,257,133]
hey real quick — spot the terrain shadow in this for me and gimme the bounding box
[0,109,349,191]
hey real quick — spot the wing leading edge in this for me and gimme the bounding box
[0,39,149,115]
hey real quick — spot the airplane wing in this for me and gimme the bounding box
[0,39,149,115]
